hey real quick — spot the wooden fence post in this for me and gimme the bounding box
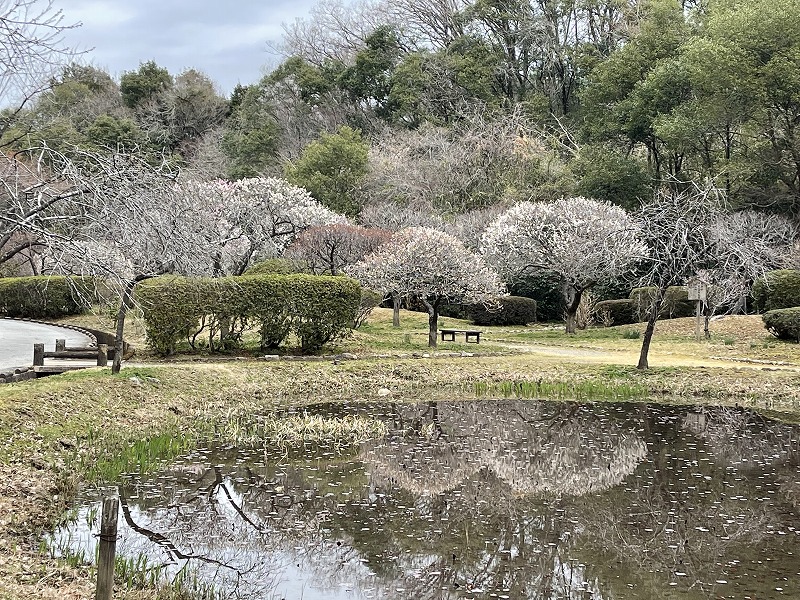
[55,339,66,352]
[97,344,108,367]
[95,497,119,600]
[33,343,44,367]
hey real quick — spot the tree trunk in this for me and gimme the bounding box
[637,293,664,370]
[563,285,583,335]
[392,293,401,327]
[112,279,138,374]
[422,297,439,348]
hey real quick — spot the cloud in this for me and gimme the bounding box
[57,0,319,94]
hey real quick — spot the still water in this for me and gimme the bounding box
[55,400,800,599]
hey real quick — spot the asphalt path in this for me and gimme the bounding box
[0,319,93,372]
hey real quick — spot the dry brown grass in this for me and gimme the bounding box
[3,309,800,598]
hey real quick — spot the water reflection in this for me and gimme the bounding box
[55,401,800,600]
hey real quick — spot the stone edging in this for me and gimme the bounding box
[0,317,100,384]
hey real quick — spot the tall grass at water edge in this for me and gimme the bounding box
[474,378,648,401]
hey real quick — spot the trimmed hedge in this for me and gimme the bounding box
[468,296,537,326]
[0,276,95,318]
[136,274,361,355]
[762,308,800,341]
[594,299,636,326]
[752,270,800,313]
[629,286,695,321]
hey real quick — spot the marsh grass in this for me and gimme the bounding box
[222,413,388,452]
[474,378,648,401]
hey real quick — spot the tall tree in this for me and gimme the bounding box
[119,60,173,109]
[285,125,369,216]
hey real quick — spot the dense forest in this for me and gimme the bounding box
[4,0,799,221]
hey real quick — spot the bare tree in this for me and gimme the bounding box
[482,196,646,334]
[43,151,217,373]
[349,226,505,346]
[283,223,391,275]
[360,109,541,212]
[634,180,725,369]
[278,0,391,66]
[0,0,82,144]
[707,210,796,315]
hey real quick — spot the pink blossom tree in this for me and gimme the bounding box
[284,223,391,276]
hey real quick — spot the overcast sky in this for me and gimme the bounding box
[58,0,319,96]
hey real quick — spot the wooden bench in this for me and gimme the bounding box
[439,328,482,343]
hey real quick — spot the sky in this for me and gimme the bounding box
[57,0,319,96]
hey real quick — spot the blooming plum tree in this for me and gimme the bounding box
[284,223,391,276]
[349,226,505,347]
[481,197,646,334]
[180,177,347,276]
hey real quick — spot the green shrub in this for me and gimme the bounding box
[629,286,695,321]
[136,277,210,355]
[508,271,563,322]
[0,276,95,318]
[244,258,301,275]
[752,270,800,312]
[593,299,636,326]
[762,307,800,341]
[621,328,641,339]
[137,274,361,355]
[468,296,537,326]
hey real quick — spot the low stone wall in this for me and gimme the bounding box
[0,367,37,384]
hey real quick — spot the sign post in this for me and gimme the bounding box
[687,277,708,342]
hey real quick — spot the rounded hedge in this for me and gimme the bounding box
[752,270,800,313]
[762,307,800,341]
[593,299,636,326]
[468,296,537,326]
[0,276,96,318]
[136,274,361,355]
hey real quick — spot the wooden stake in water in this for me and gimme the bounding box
[95,497,119,600]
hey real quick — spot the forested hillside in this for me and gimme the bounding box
[4,0,798,221]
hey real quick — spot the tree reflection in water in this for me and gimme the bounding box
[54,400,800,600]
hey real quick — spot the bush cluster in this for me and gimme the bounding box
[762,308,800,341]
[468,296,537,326]
[752,270,800,312]
[0,276,95,318]
[136,274,361,355]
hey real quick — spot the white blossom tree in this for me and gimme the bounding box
[706,210,796,315]
[179,177,347,276]
[481,197,646,334]
[349,226,505,346]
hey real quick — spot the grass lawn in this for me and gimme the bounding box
[2,306,800,598]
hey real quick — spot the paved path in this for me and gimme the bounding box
[0,320,93,372]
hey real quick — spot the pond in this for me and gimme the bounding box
[53,400,800,599]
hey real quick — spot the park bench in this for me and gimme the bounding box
[439,328,482,343]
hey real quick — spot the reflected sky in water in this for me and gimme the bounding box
[54,400,800,599]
